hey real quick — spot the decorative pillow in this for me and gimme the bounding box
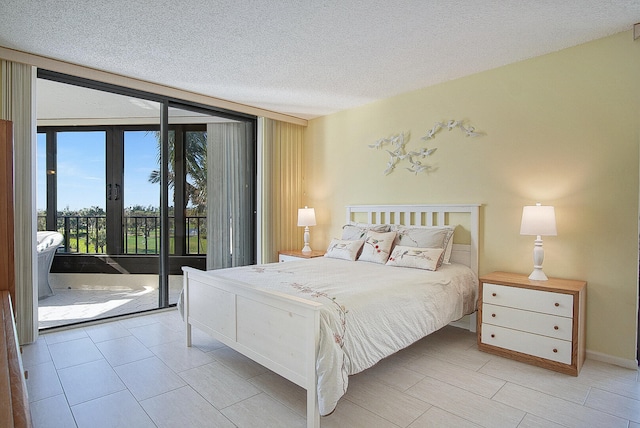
[324,239,365,261]
[341,223,390,241]
[442,226,456,264]
[358,230,396,264]
[392,225,454,257]
[386,246,445,271]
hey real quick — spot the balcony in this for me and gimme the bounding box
[38,213,206,329]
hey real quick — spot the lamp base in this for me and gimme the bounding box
[301,244,312,253]
[528,268,548,281]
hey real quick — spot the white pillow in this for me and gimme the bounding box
[324,239,365,261]
[358,230,396,264]
[386,246,445,271]
[391,225,455,265]
[341,223,390,241]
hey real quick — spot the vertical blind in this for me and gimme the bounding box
[260,118,305,263]
[1,60,37,344]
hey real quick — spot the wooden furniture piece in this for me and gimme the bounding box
[278,249,325,262]
[183,204,480,428]
[0,292,31,428]
[478,271,586,376]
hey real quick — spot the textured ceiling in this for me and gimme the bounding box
[1,1,639,119]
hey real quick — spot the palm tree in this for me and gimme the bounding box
[148,130,207,213]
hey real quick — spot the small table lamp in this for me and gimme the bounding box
[520,203,557,281]
[297,206,316,253]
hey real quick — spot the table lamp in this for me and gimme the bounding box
[520,203,557,281]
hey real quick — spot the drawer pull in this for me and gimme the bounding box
[554,325,559,330]
[554,303,560,307]
[553,348,558,353]
[24,370,28,380]
[492,293,497,297]
[491,313,496,318]
[490,334,495,338]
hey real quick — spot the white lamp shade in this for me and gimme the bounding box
[297,207,316,227]
[520,204,557,236]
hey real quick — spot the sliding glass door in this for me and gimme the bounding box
[36,71,257,329]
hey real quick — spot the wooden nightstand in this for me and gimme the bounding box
[478,271,586,376]
[278,250,325,262]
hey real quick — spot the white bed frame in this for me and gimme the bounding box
[183,204,480,428]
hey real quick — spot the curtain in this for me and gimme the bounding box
[1,60,37,344]
[206,122,255,269]
[259,118,305,263]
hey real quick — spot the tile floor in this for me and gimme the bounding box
[38,274,182,329]
[24,310,640,428]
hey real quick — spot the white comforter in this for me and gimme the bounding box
[209,257,478,415]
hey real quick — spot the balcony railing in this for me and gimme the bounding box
[37,214,207,255]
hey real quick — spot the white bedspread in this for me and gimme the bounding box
[208,257,477,415]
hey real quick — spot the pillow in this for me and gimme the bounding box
[324,239,365,261]
[442,227,456,264]
[392,225,454,256]
[358,230,396,264]
[341,223,390,241]
[386,246,445,271]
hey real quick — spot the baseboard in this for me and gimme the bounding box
[586,349,638,370]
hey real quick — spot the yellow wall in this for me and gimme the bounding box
[305,31,640,361]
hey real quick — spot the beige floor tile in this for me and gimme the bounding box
[190,326,227,352]
[406,376,525,428]
[211,346,269,379]
[128,321,184,347]
[222,393,306,428]
[420,345,493,372]
[249,371,307,416]
[58,359,126,406]
[141,385,236,428]
[21,338,52,368]
[114,356,186,400]
[516,414,567,428]
[149,339,216,372]
[320,398,401,428]
[29,394,76,428]
[43,327,88,345]
[180,361,261,409]
[493,382,628,428]
[408,406,481,428]
[48,337,103,369]
[26,361,64,403]
[407,354,505,398]
[84,321,132,343]
[479,357,590,403]
[585,387,640,422]
[345,374,431,427]
[363,357,426,392]
[71,390,156,428]
[95,335,154,367]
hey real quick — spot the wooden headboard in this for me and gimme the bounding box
[345,204,480,275]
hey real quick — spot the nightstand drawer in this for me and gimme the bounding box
[481,324,572,364]
[483,283,573,317]
[482,303,573,341]
[278,254,300,262]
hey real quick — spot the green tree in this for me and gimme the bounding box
[148,130,207,213]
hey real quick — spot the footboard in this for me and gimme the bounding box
[182,267,323,428]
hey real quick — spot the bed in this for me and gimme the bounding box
[182,204,480,427]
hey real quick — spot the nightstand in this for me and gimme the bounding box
[478,271,586,376]
[278,250,325,262]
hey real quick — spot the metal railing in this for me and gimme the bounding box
[38,214,207,255]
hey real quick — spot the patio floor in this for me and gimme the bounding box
[38,273,183,329]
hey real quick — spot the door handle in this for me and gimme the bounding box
[107,184,112,200]
[114,184,121,201]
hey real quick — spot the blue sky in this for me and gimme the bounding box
[37,131,163,211]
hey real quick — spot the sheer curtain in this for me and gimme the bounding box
[206,122,255,269]
[1,60,37,344]
[259,118,305,263]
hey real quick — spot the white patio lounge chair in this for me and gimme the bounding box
[37,231,63,299]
